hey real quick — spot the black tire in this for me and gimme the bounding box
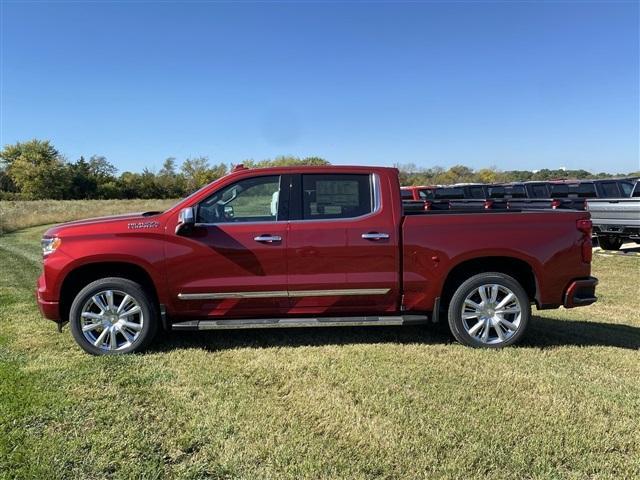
[598,236,623,251]
[69,277,158,355]
[447,272,531,348]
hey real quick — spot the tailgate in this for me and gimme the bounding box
[587,199,640,226]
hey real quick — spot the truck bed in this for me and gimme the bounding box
[399,209,592,312]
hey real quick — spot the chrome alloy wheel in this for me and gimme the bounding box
[80,289,144,351]
[461,284,522,345]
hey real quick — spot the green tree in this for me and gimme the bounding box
[156,157,186,198]
[181,157,227,193]
[0,160,18,197]
[66,155,118,199]
[67,156,97,199]
[1,139,69,199]
[88,155,117,182]
[245,155,330,168]
[117,172,142,199]
[138,168,161,199]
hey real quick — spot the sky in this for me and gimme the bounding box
[1,1,638,174]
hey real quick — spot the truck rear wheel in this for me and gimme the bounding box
[598,236,623,251]
[69,277,158,355]
[447,272,530,348]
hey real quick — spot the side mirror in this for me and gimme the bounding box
[175,207,195,235]
[223,205,234,219]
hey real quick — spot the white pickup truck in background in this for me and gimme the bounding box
[588,181,640,250]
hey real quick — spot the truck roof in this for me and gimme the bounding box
[229,164,399,175]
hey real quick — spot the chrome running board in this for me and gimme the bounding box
[171,314,429,331]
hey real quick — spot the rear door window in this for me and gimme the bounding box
[301,174,373,220]
[506,186,526,198]
[528,184,550,198]
[550,184,569,198]
[599,182,620,198]
[401,189,413,200]
[569,183,596,198]
[468,186,485,199]
[434,188,464,199]
[619,181,634,197]
[418,189,434,200]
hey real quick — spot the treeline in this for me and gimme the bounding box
[1,139,637,200]
[0,140,328,200]
[395,163,639,187]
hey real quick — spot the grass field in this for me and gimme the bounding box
[0,199,177,234]
[1,222,639,479]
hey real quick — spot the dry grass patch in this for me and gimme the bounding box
[0,199,177,234]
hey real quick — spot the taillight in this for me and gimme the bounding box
[484,200,494,209]
[423,201,432,211]
[577,219,592,262]
[577,219,592,235]
[551,199,562,209]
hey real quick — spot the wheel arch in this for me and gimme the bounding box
[59,262,160,325]
[440,256,538,309]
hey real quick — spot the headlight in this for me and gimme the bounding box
[41,237,62,256]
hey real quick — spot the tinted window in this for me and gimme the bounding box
[569,183,596,198]
[506,185,526,198]
[529,184,549,198]
[468,186,485,199]
[599,182,620,198]
[550,184,569,198]
[302,174,372,220]
[401,189,413,200]
[488,186,505,199]
[619,181,634,197]
[418,189,434,200]
[434,187,464,199]
[633,183,640,197]
[197,175,281,223]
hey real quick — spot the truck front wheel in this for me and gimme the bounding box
[69,277,158,355]
[447,272,530,348]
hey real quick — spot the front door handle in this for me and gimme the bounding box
[254,235,282,243]
[361,232,390,240]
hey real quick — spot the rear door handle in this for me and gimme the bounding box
[361,232,390,240]
[254,235,282,243]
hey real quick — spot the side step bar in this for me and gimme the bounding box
[171,314,429,331]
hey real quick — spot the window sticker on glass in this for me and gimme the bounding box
[316,181,360,206]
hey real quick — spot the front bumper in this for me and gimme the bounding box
[563,277,598,308]
[36,273,60,321]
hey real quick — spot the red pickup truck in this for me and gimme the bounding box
[37,165,597,355]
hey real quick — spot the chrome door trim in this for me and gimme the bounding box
[178,291,289,300]
[287,288,390,297]
[178,288,391,300]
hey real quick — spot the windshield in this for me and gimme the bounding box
[165,179,222,212]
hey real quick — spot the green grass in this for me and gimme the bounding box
[1,225,639,479]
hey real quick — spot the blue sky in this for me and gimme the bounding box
[1,1,638,173]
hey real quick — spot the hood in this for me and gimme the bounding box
[44,212,163,237]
